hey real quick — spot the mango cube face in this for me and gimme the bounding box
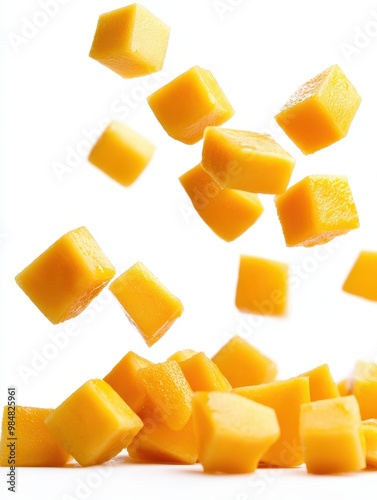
[192,392,280,473]
[45,379,143,467]
[15,227,116,324]
[361,419,377,468]
[179,164,263,242]
[300,396,366,474]
[212,336,277,388]
[298,364,340,401]
[343,251,377,301]
[89,4,170,78]
[110,262,183,347]
[167,349,197,363]
[275,175,359,247]
[0,406,70,467]
[275,64,361,155]
[201,128,296,194]
[353,361,377,420]
[235,255,288,316]
[147,66,234,145]
[179,352,232,392]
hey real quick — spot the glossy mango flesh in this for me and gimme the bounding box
[343,251,377,301]
[361,419,377,468]
[297,364,340,401]
[179,352,232,392]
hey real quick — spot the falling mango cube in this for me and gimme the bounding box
[343,251,377,301]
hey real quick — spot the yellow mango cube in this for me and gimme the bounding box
[167,349,197,363]
[138,361,192,431]
[353,361,377,420]
[343,251,377,301]
[147,66,234,145]
[89,4,170,78]
[234,377,310,467]
[45,379,143,467]
[88,121,155,186]
[192,391,280,473]
[179,352,232,392]
[275,64,361,155]
[337,378,353,397]
[275,175,359,247]
[179,164,263,242]
[201,128,295,194]
[361,419,377,468]
[110,262,183,347]
[235,255,288,316]
[300,396,366,474]
[212,336,277,388]
[15,227,116,324]
[297,364,340,401]
[104,351,153,413]
[0,406,70,467]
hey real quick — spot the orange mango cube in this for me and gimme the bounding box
[361,419,377,468]
[201,128,295,194]
[353,361,377,420]
[45,379,143,467]
[275,64,361,155]
[343,251,377,301]
[89,4,170,78]
[110,262,183,347]
[235,255,288,316]
[234,377,310,467]
[167,349,197,363]
[275,175,359,247]
[179,352,232,392]
[300,396,366,474]
[147,66,234,145]
[192,391,280,473]
[104,351,153,413]
[212,336,277,388]
[0,406,70,467]
[15,227,116,324]
[179,164,263,242]
[337,378,353,397]
[297,364,340,401]
[88,121,155,186]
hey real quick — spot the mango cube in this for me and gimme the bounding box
[179,352,232,392]
[89,4,170,78]
[45,379,143,467]
[337,378,353,397]
[15,227,116,324]
[147,66,234,144]
[0,406,70,467]
[179,164,263,241]
[88,121,155,186]
[275,175,359,247]
[235,255,288,316]
[297,364,340,401]
[212,336,277,388]
[300,396,366,474]
[104,351,153,413]
[192,391,280,473]
[361,419,377,468]
[110,262,183,347]
[167,349,197,363]
[234,378,310,467]
[343,251,377,301]
[353,361,377,420]
[201,128,295,194]
[275,64,361,155]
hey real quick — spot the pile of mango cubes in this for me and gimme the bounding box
[2,2,377,476]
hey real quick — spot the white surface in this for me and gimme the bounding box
[1,0,377,498]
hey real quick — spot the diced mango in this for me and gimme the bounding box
[234,377,310,467]
[179,352,232,392]
[275,175,359,247]
[138,361,192,431]
[275,64,361,155]
[128,413,198,465]
[343,251,377,301]
[109,262,183,347]
[104,351,153,413]
[353,361,377,420]
[15,227,116,324]
[0,406,70,467]
[179,164,263,242]
[212,336,277,388]
[88,121,155,186]
[300,396,366,474]
[337,378,353,397]
[297,364,340,401]
[192,391,280,473]
[89,4,170,78]
[45,379,143,467]
[147,66,234,145]
[167,349,197,363]
[201,128,295,194]
[361,419,377,468]
[235,255,288,316]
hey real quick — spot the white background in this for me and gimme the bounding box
[1,0,377,498]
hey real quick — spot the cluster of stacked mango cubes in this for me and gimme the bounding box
[2,2,377,476]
